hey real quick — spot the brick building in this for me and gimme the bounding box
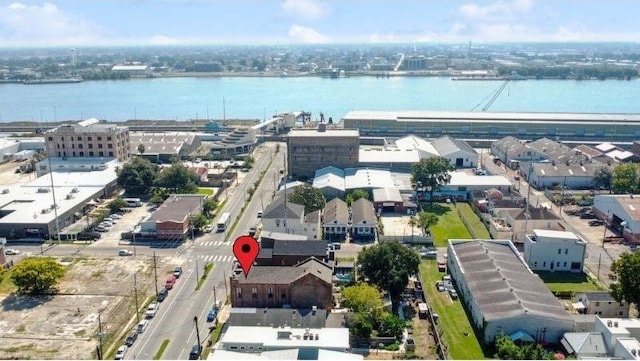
[230,257,333,309]
[45,118,130,162]
[287,126,359,179]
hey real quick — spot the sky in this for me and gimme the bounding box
[0,0,638,47]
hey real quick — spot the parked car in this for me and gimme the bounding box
[124,332,138,347]
[4,248,20,255]
[146,303,159,318]
[589,219,604,226]
[157,288,168,302]
[118,249,133,256]
[448,289,459,300]
[136,320,149,333]
[189,344,202,360]
[204,224,215,233]
[165,275,177,289]
[435,281,445,292]
[95,226,109,232]
[207,308,217,322]
[215,300,223,310]
[579,212,597,219]
[173,266,183,278]
[114,345,128,360]
[249,226,257,237]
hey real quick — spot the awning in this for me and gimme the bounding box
[572,301,586,310]
[509,330,535,342]
[86,199,98,206]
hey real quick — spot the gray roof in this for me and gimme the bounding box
[509,206,561,221]
[527,137,589,164]
[493,136,530,157]
[450,240,573,323]
[579,291,617,302]
[432,135,477,157]
[532,161,603,178]
[573,144,603,158]
[372,187,402,203]
[260,231,308,242]
[304,209,321,224]
[351,198,376,225]
[263,197,305,219]
[561,332,607,355]
[323,198,349,224]
[236,257,333,285]
[272,240,328,256]
[147,194,204,222]
[226,308,328,329]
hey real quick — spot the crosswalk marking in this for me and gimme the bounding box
[201,240,232,247]
[199,254,233,263]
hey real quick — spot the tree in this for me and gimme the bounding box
[377,312,404,339]
[137,143,145,155]
[494,335,555,360]
[108,198,128,213]
[288,184,326,214]
[593,166,613,192]
[350,313,373,339]
[416,211,439,235]
[117,157,158,197]
[155,163,199,194]
[189,213,208,231]
[357,241,420,301]
[612,163,639,194]
[411,157,454,204]
[11,257,65,294]
[609,252,640,314]
[345,189,369,206]
[342,284,384,315]
[202,198,219,217]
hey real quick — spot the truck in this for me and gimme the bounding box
[217,212,231,232]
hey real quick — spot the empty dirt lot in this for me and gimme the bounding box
[0,255,178,359]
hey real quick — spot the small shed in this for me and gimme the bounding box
[418,303,429,319]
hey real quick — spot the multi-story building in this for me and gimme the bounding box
[575,292,630,318]
[523,229,587,272]
[45,118,130,162]
[287,125,359,179]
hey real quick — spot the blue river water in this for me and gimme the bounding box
[1,76,640,123]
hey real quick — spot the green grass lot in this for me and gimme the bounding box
[419,261,487,359]
[456,203,491,239]
[421,203,473,247]
[535,271,602,293]
[196,188,214,196]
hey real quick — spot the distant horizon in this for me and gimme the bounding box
[1,1,640,48]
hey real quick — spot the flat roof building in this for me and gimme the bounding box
[45,118,130,162]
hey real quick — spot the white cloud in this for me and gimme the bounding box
[281,0,331,20]
[458,0,533,20]
[0,2,108,47]
[288,25,328,43]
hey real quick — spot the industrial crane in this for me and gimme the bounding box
[470,78,510,112]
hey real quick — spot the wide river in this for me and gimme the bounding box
[1,76,640,123]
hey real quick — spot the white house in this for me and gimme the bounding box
[432,135,477,168]
[261,196,317,239]
[322,198,349,241]
[523,229,587,273]
[575,292,630,318]
[351,198,376,242]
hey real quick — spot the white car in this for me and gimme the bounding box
[111,214,123,219]
[204,224,214,233]
[114,345,127,360]
[137,320,149,333]
[145,303,159,318]
[118,249,133,256]
[4,248,20,255]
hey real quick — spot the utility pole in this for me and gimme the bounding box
[153,251,159,297]
[134,274,140,323]
[195,259,199,290]
[223,270,228,297]
[97,312,104,360]
[597,253,602,281]
[193,316,202,358]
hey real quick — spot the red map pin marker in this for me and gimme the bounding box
[233,235,260,278]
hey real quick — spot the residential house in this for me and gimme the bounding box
[257,239,328,266]
[523,229,587,273]
[322,198,349,242]
[498,205,562,243]
[230,257,333,309]
[261,196,311,238]
[575,292,630,318]
[351,198,376,242]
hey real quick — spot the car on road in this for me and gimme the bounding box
[215,300,223,310]
[189,344,202,360]
[118,249,133,256]
[114,345,127,360]
[165,275,177,289]
[146,303,159,318]
[257,210,263,218]
[173,266,183,278]
[204,224,215,233]
[157,287,168,302]
[124,332,138,347]
[4,248,20,255]
[137,320,149,333]
[249,226,257,237]
[589,219,604,226]
[207,308,217,322]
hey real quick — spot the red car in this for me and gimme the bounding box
[165,275,176,290]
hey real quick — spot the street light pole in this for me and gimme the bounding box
[602,210,610,248]
[134,274,140,324]
[193,316,202,357]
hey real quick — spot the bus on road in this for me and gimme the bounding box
[217,212,231,232]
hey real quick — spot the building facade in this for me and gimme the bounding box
[523,229,587,272]
[45,118,130,162]
[575,292,630,318]
[287,126,359,179]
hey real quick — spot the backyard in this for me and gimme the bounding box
[421,203,485,247]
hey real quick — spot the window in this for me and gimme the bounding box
[556,262,560,267]
[543,262,546,267]
[98,144,103,149]
[620,302,624,307]
[268,287,273,298]
[88,144,93,149]
[564,262,567,267]
[565,248,568,254]
[97,136,102,141]
[79,151,84,156]
[70,136,74,141]
[107,144,113,149]
[72,152,76,157]
[107,136,112,141]
[236,288,242,297]
[87,136,92,141]
[89,151,94,157]
[281,292,286,299]
[252,287,257,298]
[78,144,83,149]
[558,248,561,254]
[57,152,61,157]
[77,136,82,141]
[619,311,624,316]
[534,261,538,267]
[108,152,113,157]
[48,137,53,141]
[595,302,600,307]
[99,151,104,157]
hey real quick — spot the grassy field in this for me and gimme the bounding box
[422,203,473,247]
[419,261,487,360]
[535,271,602,293]
[196,188,214,196]
[456,203,491,239]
